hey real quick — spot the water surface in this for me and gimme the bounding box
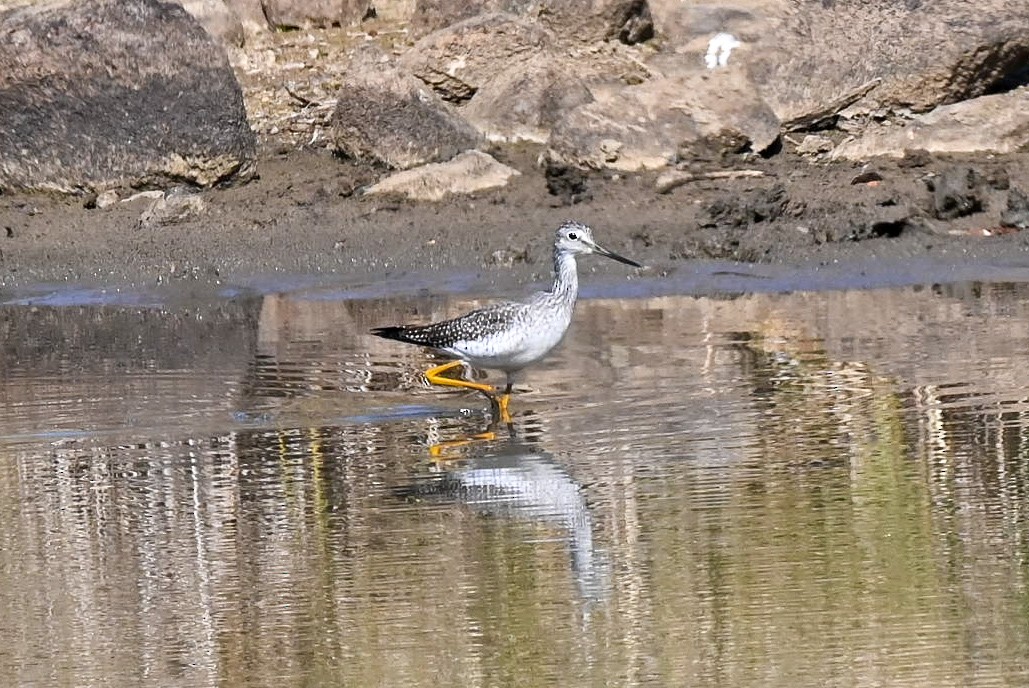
[2,278,1029,687]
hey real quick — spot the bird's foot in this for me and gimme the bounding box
[423,360,495,394]
[428,431,498,459]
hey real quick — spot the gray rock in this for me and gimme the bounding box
[547,66,779,171]
[1001,188,1029,230]
[0,0,256,193]
[260,0,372,29]
[833,89,1029,160]
[363,150,521,201]
[925,167,985,220]
[411,0,653,44]
[330,46,481,169]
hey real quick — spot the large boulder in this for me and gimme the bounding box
[650,1,1029,125]
[411,0,653,44]
[0,0,256,193]
[761,1,1029,121]
[401,12,653,143]
[547,64,779,170]
[329,46,481,169]
[833,89,1029,160]
[462,52,594,143]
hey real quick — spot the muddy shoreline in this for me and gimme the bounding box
[2,147,1028,297]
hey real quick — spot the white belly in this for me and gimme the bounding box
[448,308,572,372]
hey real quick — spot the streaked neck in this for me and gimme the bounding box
[551,248,579,302]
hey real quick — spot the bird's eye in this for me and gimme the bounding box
[568,232,578,240]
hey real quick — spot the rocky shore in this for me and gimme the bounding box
[0,0,1027,291]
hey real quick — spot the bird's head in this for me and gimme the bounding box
[554,221,641,267]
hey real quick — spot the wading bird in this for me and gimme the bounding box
[371,221,641,420]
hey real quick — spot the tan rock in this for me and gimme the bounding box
[547,65,779,171]
[833,89,1029,160]
[363,150,521,201]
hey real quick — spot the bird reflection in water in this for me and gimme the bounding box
[406,415,610,603]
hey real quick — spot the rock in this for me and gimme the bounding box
[403,13,640,144]
[410,0,653,44]
[703,185,788,228]
[137,191,208,229]
[463,52,594,143]
[795,135,834,155]
[743,1,1029,122]
[544,162,592,205]
[178,0,244,46]
[1001,188,1029,230]
[0,0,256,194]
[95,190,120,209]
[832,89,1029,160]
[363,150,520,201]
[260,0,372,29]
[648,0,770,52]
[330,46,480,169]
[925,166,985,220]
[222,0,271,34]
[401,13,553,104]
[546,66,779,171]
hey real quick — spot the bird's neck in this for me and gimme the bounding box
[551,248,579,302]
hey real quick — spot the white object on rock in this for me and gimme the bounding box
[705,33,741,69]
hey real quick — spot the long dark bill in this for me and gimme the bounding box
[594,243,643,268]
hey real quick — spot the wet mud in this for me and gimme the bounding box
[1,147,1028,295]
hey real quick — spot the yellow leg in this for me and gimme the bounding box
[497,393,512,424]
[423,360,496,395]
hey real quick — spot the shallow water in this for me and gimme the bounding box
[2,278,1029,687]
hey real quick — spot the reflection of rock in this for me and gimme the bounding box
[363,150,520,201]
[330,46,480,169]
[0,0,256,193]
[833,89,1029,160]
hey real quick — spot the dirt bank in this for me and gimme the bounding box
[2,146,1028,295]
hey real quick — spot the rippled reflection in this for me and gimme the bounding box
[1,282,1029,686]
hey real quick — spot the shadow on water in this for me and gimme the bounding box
[2,278,1029,685]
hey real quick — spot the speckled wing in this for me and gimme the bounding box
[371,302,528,351]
